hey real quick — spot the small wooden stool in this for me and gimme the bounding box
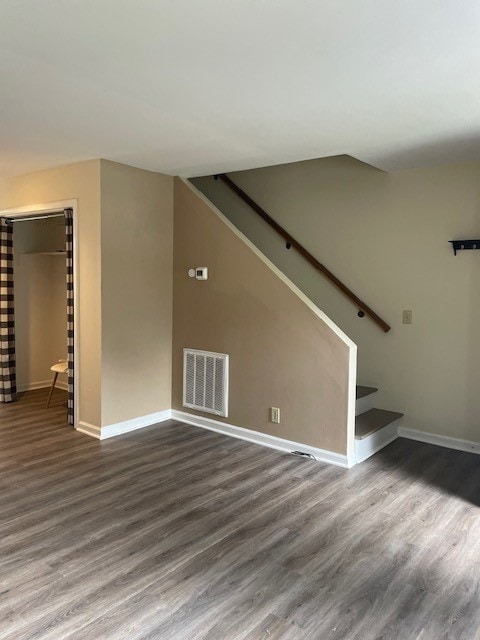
[46,360,68,408]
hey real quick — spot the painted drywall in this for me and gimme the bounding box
[173,178,351,454]
[100,161,173,427]
[194,156,480,443]
[14,218,67,390]
[0,160,102,426]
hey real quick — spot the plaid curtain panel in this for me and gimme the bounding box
[65,209,74,425]
[0,218,17,403]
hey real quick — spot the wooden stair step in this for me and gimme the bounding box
[355,408,403,440]
[356,385,378,399]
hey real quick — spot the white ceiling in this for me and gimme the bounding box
[1,1,480,179]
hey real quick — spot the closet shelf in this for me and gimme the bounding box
[22,251,66,256]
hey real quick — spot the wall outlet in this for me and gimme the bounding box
[270,407,280,423]
[402,310,413,324]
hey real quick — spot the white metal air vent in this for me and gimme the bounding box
[183,349,229,417]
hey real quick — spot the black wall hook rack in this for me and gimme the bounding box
[449,239,480,255]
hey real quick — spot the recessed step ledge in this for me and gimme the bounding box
[356,385,378,399]
[355,408,404,464]
[355,408,403,440]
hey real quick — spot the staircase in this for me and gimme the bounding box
[191,175,404,467]
[355,386,403,463]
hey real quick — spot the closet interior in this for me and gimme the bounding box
[13,215,68,399]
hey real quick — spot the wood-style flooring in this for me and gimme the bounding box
[0,389,479,639]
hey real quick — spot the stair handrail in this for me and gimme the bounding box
[215,173,391,333]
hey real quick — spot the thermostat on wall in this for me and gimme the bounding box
[195,267,208,280]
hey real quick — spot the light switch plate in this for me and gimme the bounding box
[402,310,412,324]
[195,267,208,280]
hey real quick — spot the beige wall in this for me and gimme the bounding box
[0,159,174,431]
[173,178,351,454]
[194,156,480,443]
[100,161,173,426]
[0,160,102,426]
[14,218,67,389]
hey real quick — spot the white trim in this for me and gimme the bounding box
[171,409,352,468]
[76,421,101,439]
[398,427,480,456]
[78,406,351,468]
[100,410,172,439]
[182,178,358,466]
[0,199,80,428]
[346,346,357,465]
[0,200,77,217]
[355,421,399,464]
[18,379,68,392]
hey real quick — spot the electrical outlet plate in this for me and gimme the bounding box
[270,407,280,423]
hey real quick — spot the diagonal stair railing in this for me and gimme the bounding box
[215,173,391,333]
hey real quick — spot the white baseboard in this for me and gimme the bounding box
[77,410,173,440]
[101,409,172,439]
[398,427,480,456]
[18,379,68,392]
[76,410,480,465]
[171,410,352,468]
[355,421,399,464]
[76,421,102,439]
[77,408,351,467]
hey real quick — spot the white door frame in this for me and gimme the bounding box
[0,199,80,428]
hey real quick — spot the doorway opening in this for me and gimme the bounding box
[0,200,78,428]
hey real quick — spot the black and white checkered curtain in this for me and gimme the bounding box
[64,209,74,425]
[0,218,17,403]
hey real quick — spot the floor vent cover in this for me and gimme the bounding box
[183,349,229,417]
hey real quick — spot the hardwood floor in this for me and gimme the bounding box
[0,389,479,639]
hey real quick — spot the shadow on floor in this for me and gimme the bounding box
[369,437,480,507]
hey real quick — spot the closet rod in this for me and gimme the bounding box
[9,213,64,223]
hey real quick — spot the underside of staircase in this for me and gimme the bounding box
[190,177,403,467]
[355,386,403,463]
